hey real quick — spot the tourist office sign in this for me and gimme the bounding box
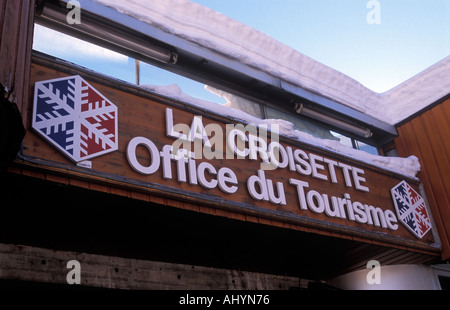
[23,64,439,253]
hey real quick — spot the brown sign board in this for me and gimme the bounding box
[21,60,440,255]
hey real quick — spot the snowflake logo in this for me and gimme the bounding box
[391,180,432,239]
[32,75,118,163]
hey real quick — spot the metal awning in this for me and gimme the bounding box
[35,0,398,146]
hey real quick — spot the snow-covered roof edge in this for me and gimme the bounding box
[141,83,420,179]
[91,0,450,126]
[85,0,450,177]
[90,1,380,114]
[381,55,450,125]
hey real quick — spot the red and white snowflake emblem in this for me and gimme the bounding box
[391,180,432,239]
[32,75,118,162]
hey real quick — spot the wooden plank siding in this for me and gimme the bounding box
[0,0,35,115]
[395,98,450,260]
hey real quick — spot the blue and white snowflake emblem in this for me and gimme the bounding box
[391,181,432,239]
[32,75,118,162]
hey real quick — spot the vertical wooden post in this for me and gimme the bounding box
[0,0,35,171]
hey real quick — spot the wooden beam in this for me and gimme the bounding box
[0,243,302,290]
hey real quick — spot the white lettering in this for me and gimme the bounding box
[289,178,309,210]
[126,137,238,195]
[338,162,353,188]
[385,210,399,230]
[352,167,369,192]
[190,115,211,148]
[217,167,238,194]
[124,109,403,233]
[197,162,217,189]
[179,294,213,307]
[248,134,268,161]
[247,170,269,201]
[323,158,338,184]
[309,154,328,181]
[166,108,187,140]
[227,127,249,159]
[306,190,325,213]
[247,170,286,205]
[293,149,311,175]
[126,137,160,175]
[289,179,398,230]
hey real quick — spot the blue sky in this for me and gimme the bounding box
[34,0,450,97]
[192,0,450,92]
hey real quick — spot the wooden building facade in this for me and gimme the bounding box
[395,97,450,260]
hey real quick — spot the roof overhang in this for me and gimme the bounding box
[35,0,398,146]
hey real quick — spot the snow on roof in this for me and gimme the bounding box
[141,83,421,179]
[382,55,450,124]
[91,0,450,126]
[89,0,450,177]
